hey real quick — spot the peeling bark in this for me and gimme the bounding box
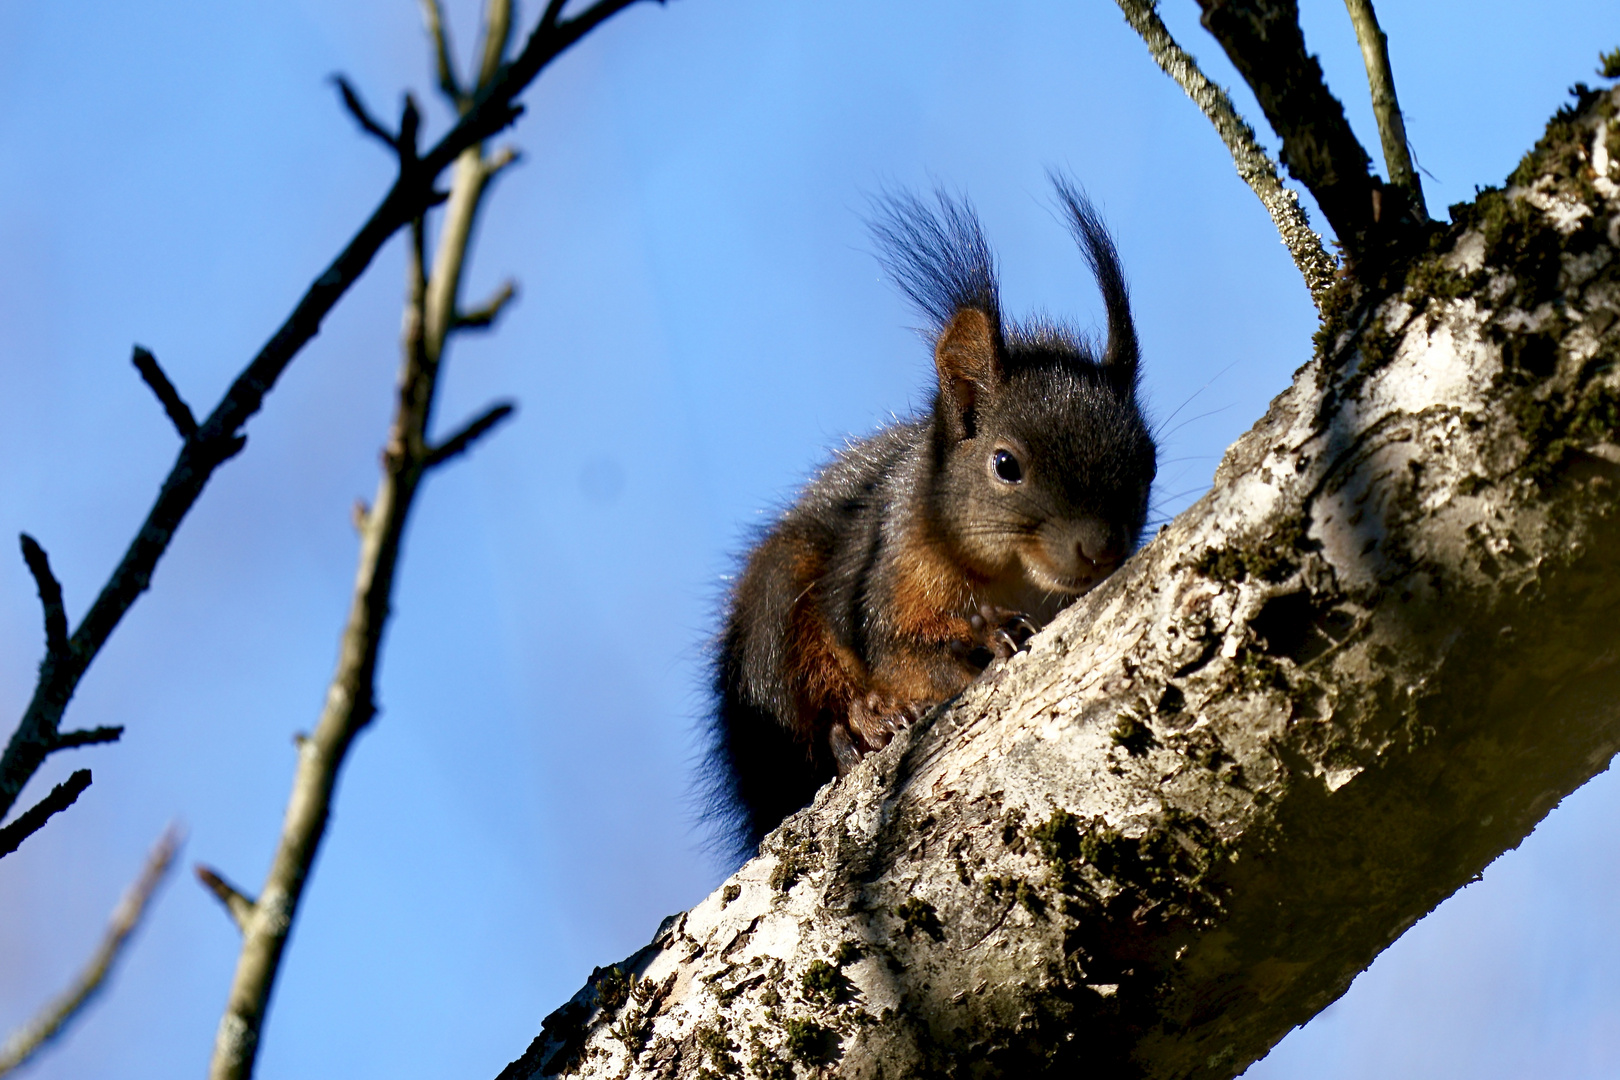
[501,86,1620,1080]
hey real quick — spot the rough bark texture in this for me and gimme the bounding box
[501,86,1620,1080]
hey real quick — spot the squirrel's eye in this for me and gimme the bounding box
[992,449,1023,484]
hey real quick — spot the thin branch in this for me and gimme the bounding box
[131,346,199,438]
[206,8,563,1065]
[53,727,123,751]
[18,535,68,659]
[0,825,180,1075]
[454,280,518,330]
[418,0,467,108]
[1195,0,1417,272]
[541,0,569,33]
[0,770,90,860]
[0,0,655,829]
[483,145,521,180]
[1113,0,1336,308]
[1342,0,1427,221]
[426,402,516,467]
[195,865,256,934]
[478,0,515,92]
[331,75,400,152]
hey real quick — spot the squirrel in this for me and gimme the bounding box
[706,179,1157,854]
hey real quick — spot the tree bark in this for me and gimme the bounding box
[500,85,1620,1080]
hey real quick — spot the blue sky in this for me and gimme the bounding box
[0,2,1615,1077]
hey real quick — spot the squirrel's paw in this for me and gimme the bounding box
[839,693,930,771]
[968,605,1040,661]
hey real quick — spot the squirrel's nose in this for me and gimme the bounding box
[1075,522,1123,567]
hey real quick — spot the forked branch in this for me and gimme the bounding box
[1113,0,1336,307]
[0,0,654,838]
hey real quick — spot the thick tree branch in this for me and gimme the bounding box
[1195,0,1415,271]
[478,0,515,92]
[0,824,179,1076]
[0,769,90,860]
[1342,0,1426,221]
[131,346,199,439]
[0,0,654,833]
[501,85,1620,1080]
[1113,0,1336,307]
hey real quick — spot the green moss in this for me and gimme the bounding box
[782,1017,840,1065]
[984,873,1047,916]
[1195,516,1313,585]
[801,960,851,1006]
[1110,713,1158,757]
[832,941,861,967]
[594,965,629,1012]
[1601,47,1620,79]
[896,897,945,942]
[721,884,740,906]
[1030,807,1230,919]
[693,1023,742,1077]
[746,1026,793,1080]
[769,831,815,893]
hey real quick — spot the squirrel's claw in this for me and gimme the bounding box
[830,722,863,775]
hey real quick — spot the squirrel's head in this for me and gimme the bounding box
[872,179,1156,596]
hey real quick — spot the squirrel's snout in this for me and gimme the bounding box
[1073,520,1124,569]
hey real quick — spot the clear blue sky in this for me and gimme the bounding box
[0,2,1615,1077]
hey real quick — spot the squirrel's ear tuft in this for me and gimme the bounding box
[1051,174,1139,395]
[934,307,1001,440]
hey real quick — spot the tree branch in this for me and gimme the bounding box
[1113,0,1336,308]
[331,75,401,153]
[426,402,516,467]
[0,769,90,860]
[205,6,568,1070]
[0,825,179,1075]
[1342,0,1427,221]
[53,727,123,751]
[418,0,467,109]
[195,865,257,934]
[18,534,67,660]
[478,0,515,92]
[0,0,655,832]
[1194,0,1415,272]
[499,85,1620,1080]
[454,280,518,330]
[131,346,198,439]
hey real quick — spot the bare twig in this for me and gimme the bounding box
[204,7,549,1074]
[0,769,91,860]
[0,0,654,831]
[454,280,518,330]
[1113,0,1336,308]
[332,75,401,152]
[53,727,123,751]
[18,535,67,659]
[1342,0,1427,221]
[427,402,517,467]
[195,865,257,934]
[0,825,180,1075]
[541,0,570,33]
[478,0,515,91]
[131,346,199,439]
[418,0,467,108]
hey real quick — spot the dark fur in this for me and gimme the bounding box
[706,181,1157,857]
